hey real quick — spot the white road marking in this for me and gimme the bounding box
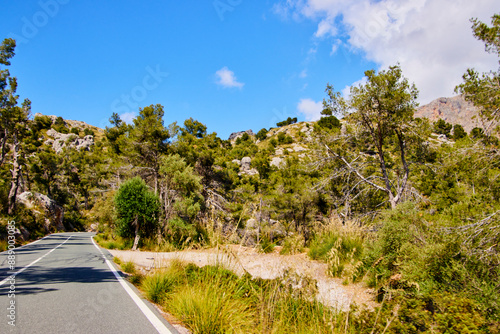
[0,235,73,286]
[91,237,174,334]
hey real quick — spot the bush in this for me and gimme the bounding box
[276,117,297,127]
[277,132,293,144]
[255,128,268,141]
[115,177,160,244]
[33,115,53,130]
[308,231,364,279]
[121,261,136,274]
[317,115,341,130]
[84,128,95,136]
[434,119,453,136]
[141,270,178,303]
[452,124,467,140]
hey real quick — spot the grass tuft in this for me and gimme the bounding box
[121,261,136,274]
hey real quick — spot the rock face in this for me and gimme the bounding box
[270,157,284,168]
[45,128,94,153]
[415,95,482,133]
[238,156,259,176]
[17,192,66,232]
[228,130,255,141]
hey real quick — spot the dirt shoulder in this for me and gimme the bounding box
[108,245,376,312]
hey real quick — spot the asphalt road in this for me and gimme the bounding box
[0,232,179,334]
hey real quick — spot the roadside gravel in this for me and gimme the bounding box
[108,245,376,312]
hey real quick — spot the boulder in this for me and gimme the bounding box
[270,157,284,168]
[13,226,30,242]
[17,192,65,232]
[88,223,99,232]
[241,157,252,171]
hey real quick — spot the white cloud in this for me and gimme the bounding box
[297,98,323,121]
[276,0,499,104]
[315,19,337,37]
[341,77,367,99]
[330,39,342,55]
[215,66,245,89]
[299,69,308,78]
[120,112,136,124]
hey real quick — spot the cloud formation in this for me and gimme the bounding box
[274,0,499,103]
[297,98,323,121]
[215,67,245,89]
[120,112,137,124]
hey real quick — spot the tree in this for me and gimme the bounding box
[433,119,453,136]
[181,117,207,138]
[255,128,268,141]
[0,38,31,214]
[130,104,170,194]
[452,124,467,140]
[159,154,203,221]
[456,14,500,136]
[115,177,160,250]
[159,154,203,245]
[105,112,129,155]
[276,117,297,127]
[323,64,419,209]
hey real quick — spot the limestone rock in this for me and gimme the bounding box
[241,157,252,170]
[238,157,259,176]
[415,95,481,133]
[228,130,255,142]
[17,192,65,232]
[45,128,94,153]
[270,157,284,168]
[292,144,306,152]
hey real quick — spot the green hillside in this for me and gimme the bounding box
[1,13,500,333]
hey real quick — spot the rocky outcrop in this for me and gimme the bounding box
[415,95,482,133]
[17,191,66,232]
[237,156,259,176]
[45,128,94,153]
[228,130,254,142]
[270,157,284,168]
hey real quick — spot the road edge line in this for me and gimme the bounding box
[91,237,174,334]
[0,235,72,286]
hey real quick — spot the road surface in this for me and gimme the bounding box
[0,232,178,334]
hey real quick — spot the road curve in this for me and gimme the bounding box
[0,232,178,334]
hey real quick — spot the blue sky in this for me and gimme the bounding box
[1,1,498,139]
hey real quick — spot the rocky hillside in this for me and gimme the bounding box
[415,95,482,132]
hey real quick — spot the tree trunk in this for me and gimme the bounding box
[132,216,140,251]
[0,128,8,166]
[7,132,20,215]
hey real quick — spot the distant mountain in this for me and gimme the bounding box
[415,95,482,132]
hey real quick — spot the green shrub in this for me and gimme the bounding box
[277,132,293,144]
[308,231,363,279]
[167,275,255,334]
[317,115,341,130]
[83,128,95,136]
[33,115,53,130]
[121,261,136,274]
[255,128,268,141]
[141,270,177,304]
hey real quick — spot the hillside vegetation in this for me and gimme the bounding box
[1,13,500,333]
